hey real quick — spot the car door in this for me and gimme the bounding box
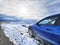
[37,16,59,42]
[52,17,60,44]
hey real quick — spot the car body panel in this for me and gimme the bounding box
[29,14,60,45]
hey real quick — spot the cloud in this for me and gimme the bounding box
[0,0,46,19]
[45,0,60,15]
[48,0,60,6]
[0,0,60,20]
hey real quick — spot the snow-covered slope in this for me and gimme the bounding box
[1,23,39,45]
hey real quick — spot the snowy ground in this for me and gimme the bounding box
[1,23,39,45]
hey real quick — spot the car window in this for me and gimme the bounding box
[38,16,58,25]
[54,17,60,25]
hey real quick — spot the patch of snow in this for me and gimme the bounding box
[1,23,39,45]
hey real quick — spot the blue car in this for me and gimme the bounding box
[28,14,60,45]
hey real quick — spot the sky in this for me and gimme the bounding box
[0,0,60,20]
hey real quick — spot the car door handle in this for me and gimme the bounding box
[46,28,52,31]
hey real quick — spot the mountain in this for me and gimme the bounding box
[0,14,22,22]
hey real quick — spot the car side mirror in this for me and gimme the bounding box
[36,23,41,26]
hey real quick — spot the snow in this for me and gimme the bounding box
[1,23,39,45]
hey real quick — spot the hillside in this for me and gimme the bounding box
[0,26,14,45]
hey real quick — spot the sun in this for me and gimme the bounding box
[17,5,30,18]
[20,7,27,14]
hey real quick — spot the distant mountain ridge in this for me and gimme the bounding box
[0,14,37,24]
[0,14,22,22]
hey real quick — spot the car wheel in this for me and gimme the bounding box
[28,29,34,38]
[44,42,51,45]
[37,37,51,45]
[28,29,44,45]
[35,37,45,45]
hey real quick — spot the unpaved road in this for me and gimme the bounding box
[0,26,14,45]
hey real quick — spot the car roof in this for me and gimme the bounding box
[50,13,60,17]
[45,14,60,19]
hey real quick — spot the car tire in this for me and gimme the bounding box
[28,29,51,45]
[28,29,45,45]
[35,36,51,45]
[28,29,34,38]
[35,36,45,45]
